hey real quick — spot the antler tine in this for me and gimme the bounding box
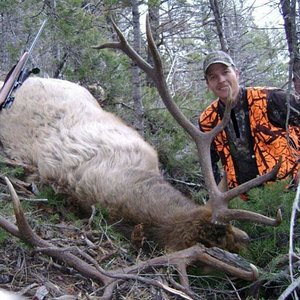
[145,14,222,138]
[0,214,20,238]
[216,207,282,226]
[210,160,282,224]
[223,158,281,203]
[92,18,154,76]
[143,15,208,143]
[4,176,34,240]
[145,14,163,81]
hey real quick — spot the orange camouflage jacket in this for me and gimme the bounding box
[199,87,300,189]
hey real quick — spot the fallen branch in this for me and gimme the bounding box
[0,193,47,202]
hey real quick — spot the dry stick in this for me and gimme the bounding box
[278,183,300,300]
[289,183,300,279]
[278,277,300,300]
[226,275,242,300]
[0,193,47,202]
[282,44,300,300]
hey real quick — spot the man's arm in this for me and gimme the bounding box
[267,89,300,128]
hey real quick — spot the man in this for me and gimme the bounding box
[199,50,300,191]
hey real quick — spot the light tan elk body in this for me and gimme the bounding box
[0,77,252,253]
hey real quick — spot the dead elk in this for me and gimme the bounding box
[0,75,281,256]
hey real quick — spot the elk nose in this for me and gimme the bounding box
[232,227,250,249]
[237,229,249,242]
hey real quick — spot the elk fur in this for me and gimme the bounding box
[0,77,248,252]
[0,289,26,300]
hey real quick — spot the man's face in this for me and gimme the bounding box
[205,63,240,104]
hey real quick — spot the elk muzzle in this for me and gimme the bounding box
[198,222,249,253]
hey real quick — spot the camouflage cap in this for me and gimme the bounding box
[203,51,235,76]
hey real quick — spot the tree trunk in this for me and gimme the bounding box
[147,0,160,87]
[209,0,228,52]
[131,0,144,136]
[53,52,68,78]
[280,0,300,94]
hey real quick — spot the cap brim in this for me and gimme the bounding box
[205,61,232,74]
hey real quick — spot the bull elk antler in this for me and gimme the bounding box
[93,15,282,226]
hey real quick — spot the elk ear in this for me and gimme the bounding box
[227,225,250,252]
